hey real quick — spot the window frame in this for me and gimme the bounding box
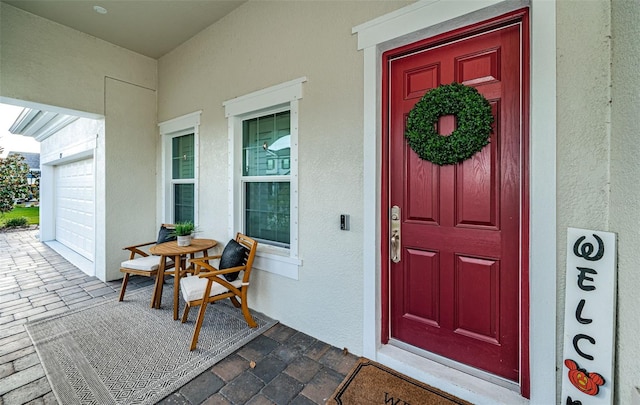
[224,78,306,279]
[241,106,292,249]
[159,111,201,226]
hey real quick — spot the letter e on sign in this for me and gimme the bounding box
[561,228,616,405]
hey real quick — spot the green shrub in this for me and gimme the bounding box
[4,217,29,228]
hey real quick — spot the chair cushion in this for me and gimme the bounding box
[180,272,244,302]
[157,225,177,244]
[219,239,248,281]
[121,256,173,272]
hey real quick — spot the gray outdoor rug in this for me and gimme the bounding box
[25,285,277,405]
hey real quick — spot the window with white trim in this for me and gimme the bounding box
[242,109,291,248]
[159,111,201,225]
[224,78,305,279]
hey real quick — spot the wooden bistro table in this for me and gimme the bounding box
[149,238,217,320]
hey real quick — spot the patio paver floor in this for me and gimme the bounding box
[0,228,356,405]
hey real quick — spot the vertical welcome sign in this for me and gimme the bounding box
[562,228,617,404]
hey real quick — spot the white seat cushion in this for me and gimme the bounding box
[121,256,173,272]
[180,271,244,302]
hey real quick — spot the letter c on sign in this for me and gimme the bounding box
[573,334,596,361]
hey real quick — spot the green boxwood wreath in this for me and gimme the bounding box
[405,82,494,166]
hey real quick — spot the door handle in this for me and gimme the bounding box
[390,205,401,263]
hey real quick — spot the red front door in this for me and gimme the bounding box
[386,15,528,383]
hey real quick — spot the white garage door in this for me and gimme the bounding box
[55,159,95,261]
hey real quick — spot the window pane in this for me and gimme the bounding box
[243,111,290,176]
[172,134,194,179]
[174,183,194,223]
[245,182,290,247]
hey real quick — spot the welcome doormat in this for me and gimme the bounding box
[25,286,277,405]
[328,358,473,405]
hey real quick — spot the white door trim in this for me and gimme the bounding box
[354,1,556,404]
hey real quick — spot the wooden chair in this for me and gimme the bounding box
[180,233,258,350]
[118,224,176,303]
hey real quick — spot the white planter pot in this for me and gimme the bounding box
[177,235,192,247]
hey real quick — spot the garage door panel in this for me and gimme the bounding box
[55,159,94,261]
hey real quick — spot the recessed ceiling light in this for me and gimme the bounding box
[93,5,107,15]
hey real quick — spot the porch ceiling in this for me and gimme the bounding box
[2,0,247,59]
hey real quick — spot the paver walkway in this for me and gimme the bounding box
[0,228,357,404]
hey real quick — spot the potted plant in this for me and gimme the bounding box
[173,221,195,246]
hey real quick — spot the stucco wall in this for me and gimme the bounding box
[103,79,158,281]
[610,1,640,403]
[158,1,410,353]
[39,117,101,166]
[0,2,156,115]
[558,0,640,403]
[39,117,102,216]
[556,0,611,249]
